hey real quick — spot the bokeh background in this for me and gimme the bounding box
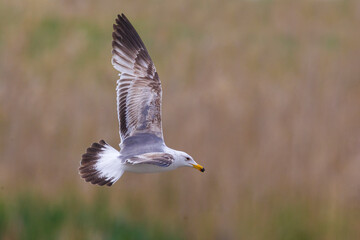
[1,0,360,239]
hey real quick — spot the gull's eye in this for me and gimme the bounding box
[186,157,190,161]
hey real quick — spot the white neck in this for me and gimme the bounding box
[163,146,186,168]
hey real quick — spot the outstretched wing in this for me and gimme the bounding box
[112,14,163,145]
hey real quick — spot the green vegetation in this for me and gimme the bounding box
[0,193,183,240]
[28,17,63,58]
[1,192,357,240]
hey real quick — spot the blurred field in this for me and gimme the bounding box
[0,192,183,240]
[1,0,360,239]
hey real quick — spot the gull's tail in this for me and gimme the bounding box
[79,140,124,186]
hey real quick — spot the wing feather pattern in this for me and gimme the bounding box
[112,14,163,145]
[126,153,174,167]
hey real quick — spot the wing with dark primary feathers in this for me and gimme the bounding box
[112,14,163,146]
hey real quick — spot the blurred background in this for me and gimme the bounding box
[1,0,360,239]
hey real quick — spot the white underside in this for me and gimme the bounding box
[123,163,178,173]
[94,145,181,184]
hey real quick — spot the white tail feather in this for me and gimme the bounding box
[79,140,124,186]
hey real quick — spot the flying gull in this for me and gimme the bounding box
[79,14,205,186]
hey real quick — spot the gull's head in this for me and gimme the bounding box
[176,151,205,172]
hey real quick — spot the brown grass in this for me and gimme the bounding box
[1,0,360,239]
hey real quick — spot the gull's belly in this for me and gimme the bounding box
[124,164,177,173]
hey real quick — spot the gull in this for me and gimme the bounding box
[79,14,205,186]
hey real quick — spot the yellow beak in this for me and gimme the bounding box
[192,163,205,172]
